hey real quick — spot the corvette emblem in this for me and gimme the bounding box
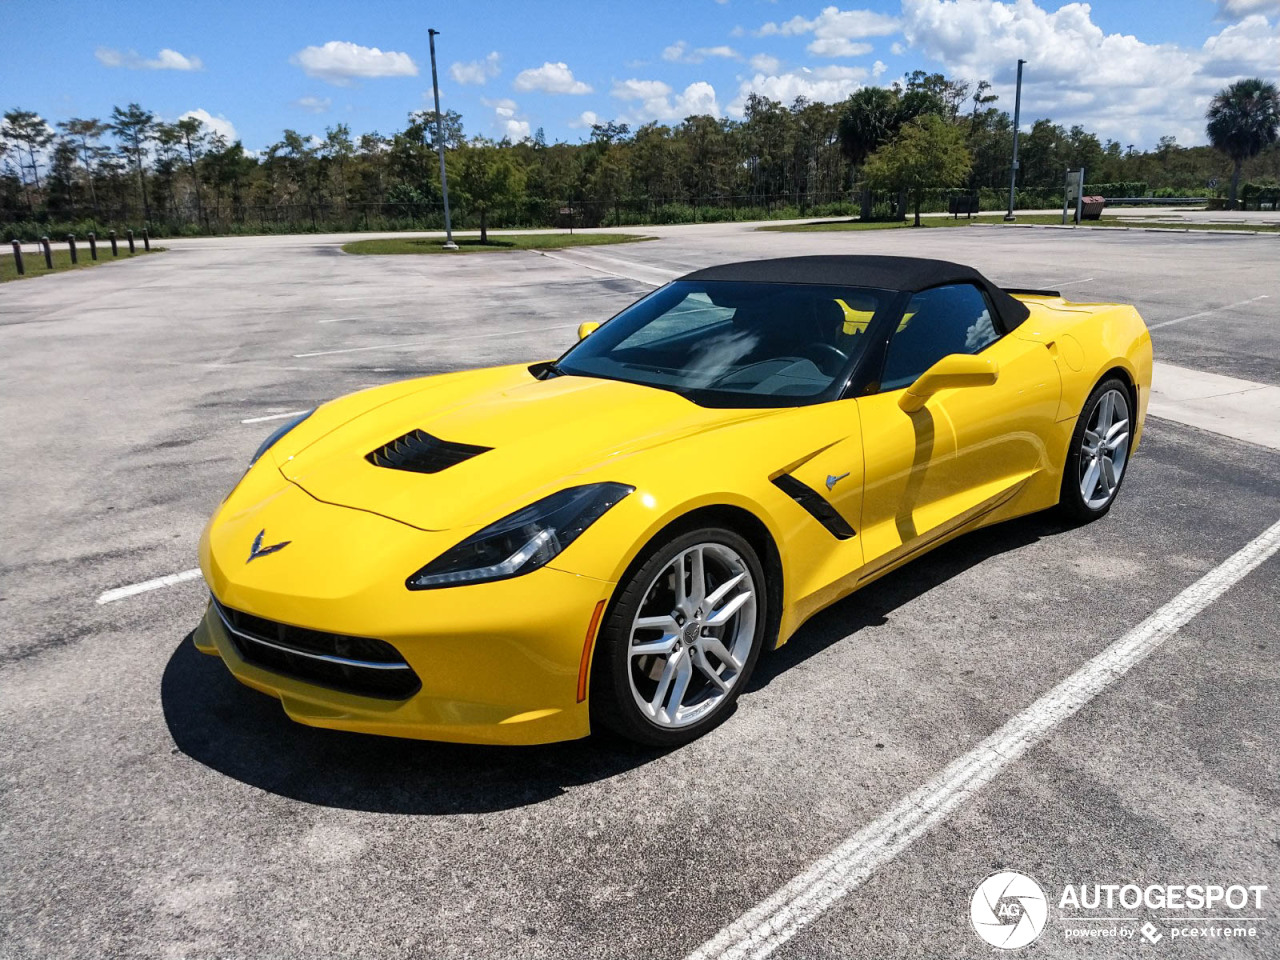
[247,529,291,564]
[826,471,851,491]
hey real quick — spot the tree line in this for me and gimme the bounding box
[3,71,1278,239]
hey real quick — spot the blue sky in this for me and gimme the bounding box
[5,0,1279,151]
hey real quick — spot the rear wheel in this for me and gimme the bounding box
[590,527,767,747]
[1058,377,1133,522]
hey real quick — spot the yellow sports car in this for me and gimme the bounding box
[196,256,1152,746]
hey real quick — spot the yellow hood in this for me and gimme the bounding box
[280,364,769,531]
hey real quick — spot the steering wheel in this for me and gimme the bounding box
[800,343,849,376]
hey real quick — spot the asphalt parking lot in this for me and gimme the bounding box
[1,222,1277,959]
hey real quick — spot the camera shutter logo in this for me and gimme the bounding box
[971,872,1048,949]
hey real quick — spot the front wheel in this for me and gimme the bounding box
[1058,377,1133,522]
[590,528,767,747]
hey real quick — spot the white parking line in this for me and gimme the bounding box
[686,516,1280,960]
[1148,294,1269,330]
[240,409,311,424]
[96,568,203,605]
[318,316,369,324]
[293,323,579,358]
[534,249,668,287]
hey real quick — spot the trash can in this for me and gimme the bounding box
[1080,196,1106,220]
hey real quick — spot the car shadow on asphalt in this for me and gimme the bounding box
[748,511,1069,691]
[161,638,672,815]
[162,511,1070,816]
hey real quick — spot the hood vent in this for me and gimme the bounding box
[366,429,492,474]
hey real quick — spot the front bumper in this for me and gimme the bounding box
[197,481,615,745]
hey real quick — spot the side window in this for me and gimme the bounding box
[879,284,1000,391]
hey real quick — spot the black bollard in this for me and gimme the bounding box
[41,236,53,269]
[67,234,78,265]
[127,229,136,254]
[10,239,24,276]
[109,230,118,256]
[88,232,98,260]
[142,228,150,252]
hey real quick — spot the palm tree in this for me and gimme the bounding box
[838,87,901,220]
[1206,78,1280,210]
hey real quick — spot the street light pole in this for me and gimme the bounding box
[1004,58,1026,222]
[427,28,458,250]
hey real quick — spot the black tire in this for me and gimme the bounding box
[1058,376,1134,523]
[590,526,768,747]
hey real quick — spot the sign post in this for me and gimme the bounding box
[1063,168,1085,225]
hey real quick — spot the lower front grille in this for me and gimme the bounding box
[212,598,421,700]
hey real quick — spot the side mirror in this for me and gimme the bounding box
[898,354,999,412]
[577,321,601,341]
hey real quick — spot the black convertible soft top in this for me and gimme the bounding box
[679,255,1030,333]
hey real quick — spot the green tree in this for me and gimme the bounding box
[56,117,108,215]
[862,114,972,226]
[109,103,156,222]
[1206,78,1280,209]
[152,122,184,218]
[1,109,55,210]
[407,109,465,151]
[174,116,209,229]
[456,140,526,242]
[838,87,900,218]
[321,123,355,205]
[904,70,968,120]
[201,136,253,222]
[45,139,81,216]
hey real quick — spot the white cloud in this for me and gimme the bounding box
[504,119,532,140]
[450,51,501,85]
[290,41,418,85]
[1212,0,1280,19]
[481,97,531,140]
[178,108,237,143]
[484,97,519,118]
[749,53,783,73]
[674,81,721,117]
[570,110,600,129]
[612,78,674,100]
[292,96,332,114]
[808,38,873,57]
[898,0,1280,147]
[729,65,866,115]
[95,47,203,71]
[513,61,592,94]
[663,40,742,62]
[614,80,721,122]
[872,59,887,79]
[890,41,906,55]
[757,6,899,57]
[1201,14,1280,76]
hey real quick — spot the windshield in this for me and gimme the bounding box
[555,280,893,407]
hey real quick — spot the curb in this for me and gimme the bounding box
[967,223,1277,237]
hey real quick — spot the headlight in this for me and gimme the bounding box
[407,482,634,590]
[249,410,314,466]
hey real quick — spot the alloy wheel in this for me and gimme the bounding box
[626,542,758,729]
[1079,387,1131,510]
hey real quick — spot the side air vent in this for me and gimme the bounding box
[772,474,857,540]
[366,429,492,474]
